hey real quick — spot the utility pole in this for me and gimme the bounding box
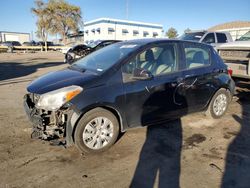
[31,31,34,41]
[126,0,129,19]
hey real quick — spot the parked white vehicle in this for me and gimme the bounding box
[179,30,233,50]
[61,46,72,54]
[217,31,250,80]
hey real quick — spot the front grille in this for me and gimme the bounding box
[220,50,250,58]
[33,94,40,104]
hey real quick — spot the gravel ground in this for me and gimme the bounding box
[0,52,249,188]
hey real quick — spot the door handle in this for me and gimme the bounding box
[176,77,184,83]
[185,74,194,79]
[213,68,220,73]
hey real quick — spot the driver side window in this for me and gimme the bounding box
[122,43,177,83]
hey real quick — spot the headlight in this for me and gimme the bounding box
[36,85,83,111]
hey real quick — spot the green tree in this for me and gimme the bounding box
[165,27,178,39]
[184,28,191,33]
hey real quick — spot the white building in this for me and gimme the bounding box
[84,18,163,43]
[0,31,30,43]
[208,21,250,41]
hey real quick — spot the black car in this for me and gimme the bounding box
[24,39,235,153]
[65,40,121,64]
[37,41,54,47]
[1,41,21,47]
[64,44,89,63]
[22,41,38,46]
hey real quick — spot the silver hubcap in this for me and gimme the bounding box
[213,94,228,116]
[82,117,114,150]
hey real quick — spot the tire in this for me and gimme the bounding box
[74,108,119,153]
[206,89,230,119]
[66,53,74,64]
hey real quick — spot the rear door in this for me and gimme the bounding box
[178,42,215,113]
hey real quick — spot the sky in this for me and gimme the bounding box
[0,0,249,40]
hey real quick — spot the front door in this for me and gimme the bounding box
[121,42,185,128]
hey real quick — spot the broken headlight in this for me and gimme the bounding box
[36,85,83,111]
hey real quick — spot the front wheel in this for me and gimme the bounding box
[74,108,119,153]
[206,89,231,119]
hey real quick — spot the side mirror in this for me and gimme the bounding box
[132,68,153,80]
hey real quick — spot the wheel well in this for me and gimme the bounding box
[71,106,123,143]
[101,106,123,130]
[206,87,231,110]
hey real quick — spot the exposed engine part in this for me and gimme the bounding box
[26,93,70,141]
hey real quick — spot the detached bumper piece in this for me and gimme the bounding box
[23,94,67,141]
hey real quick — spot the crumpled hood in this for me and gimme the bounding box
[27,67,98,94]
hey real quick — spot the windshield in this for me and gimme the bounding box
[236,31,250,41]
[87,40,101,48]
[73,43,139,73]
[179,32,205,41]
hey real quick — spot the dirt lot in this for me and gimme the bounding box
[0,52,249,188]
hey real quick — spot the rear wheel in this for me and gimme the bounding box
[74,108,119,153]
[206,89,230,119]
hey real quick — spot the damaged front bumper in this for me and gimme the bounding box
[23,94,80,146]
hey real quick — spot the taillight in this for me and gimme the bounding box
[228,68,233,77]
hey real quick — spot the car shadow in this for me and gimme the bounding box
[130,119,182,188]
[221,83,250,187]
[0,62,65,82]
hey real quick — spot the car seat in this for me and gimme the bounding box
[189,51,205,68]
[141,49,155,71]
[154,49,175,75]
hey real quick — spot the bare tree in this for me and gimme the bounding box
[32,0,53,51]
[48,0,82,44]
[32,0,82,48]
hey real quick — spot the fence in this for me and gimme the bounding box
[0,45,67,53]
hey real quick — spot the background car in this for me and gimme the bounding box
[65,40,121,64]
[22,41,38,46]
[217,31,250,80]
[37,41,54,47]
[179,30,233,50]
[1,41,22,47]
[64,44,90,63]
[24,39,235,153]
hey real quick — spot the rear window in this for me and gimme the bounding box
[216,33,227,43]
[179,32,205,41]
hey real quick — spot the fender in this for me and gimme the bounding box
[65,103,128,146]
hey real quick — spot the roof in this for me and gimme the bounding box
[118,38,207,46]
[84,18,163,29]
[208,21,250,31]
[0,31,30,35]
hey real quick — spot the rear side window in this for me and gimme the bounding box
[216,33,227,43]
[202,33,215,44]
[184,43,211,69]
